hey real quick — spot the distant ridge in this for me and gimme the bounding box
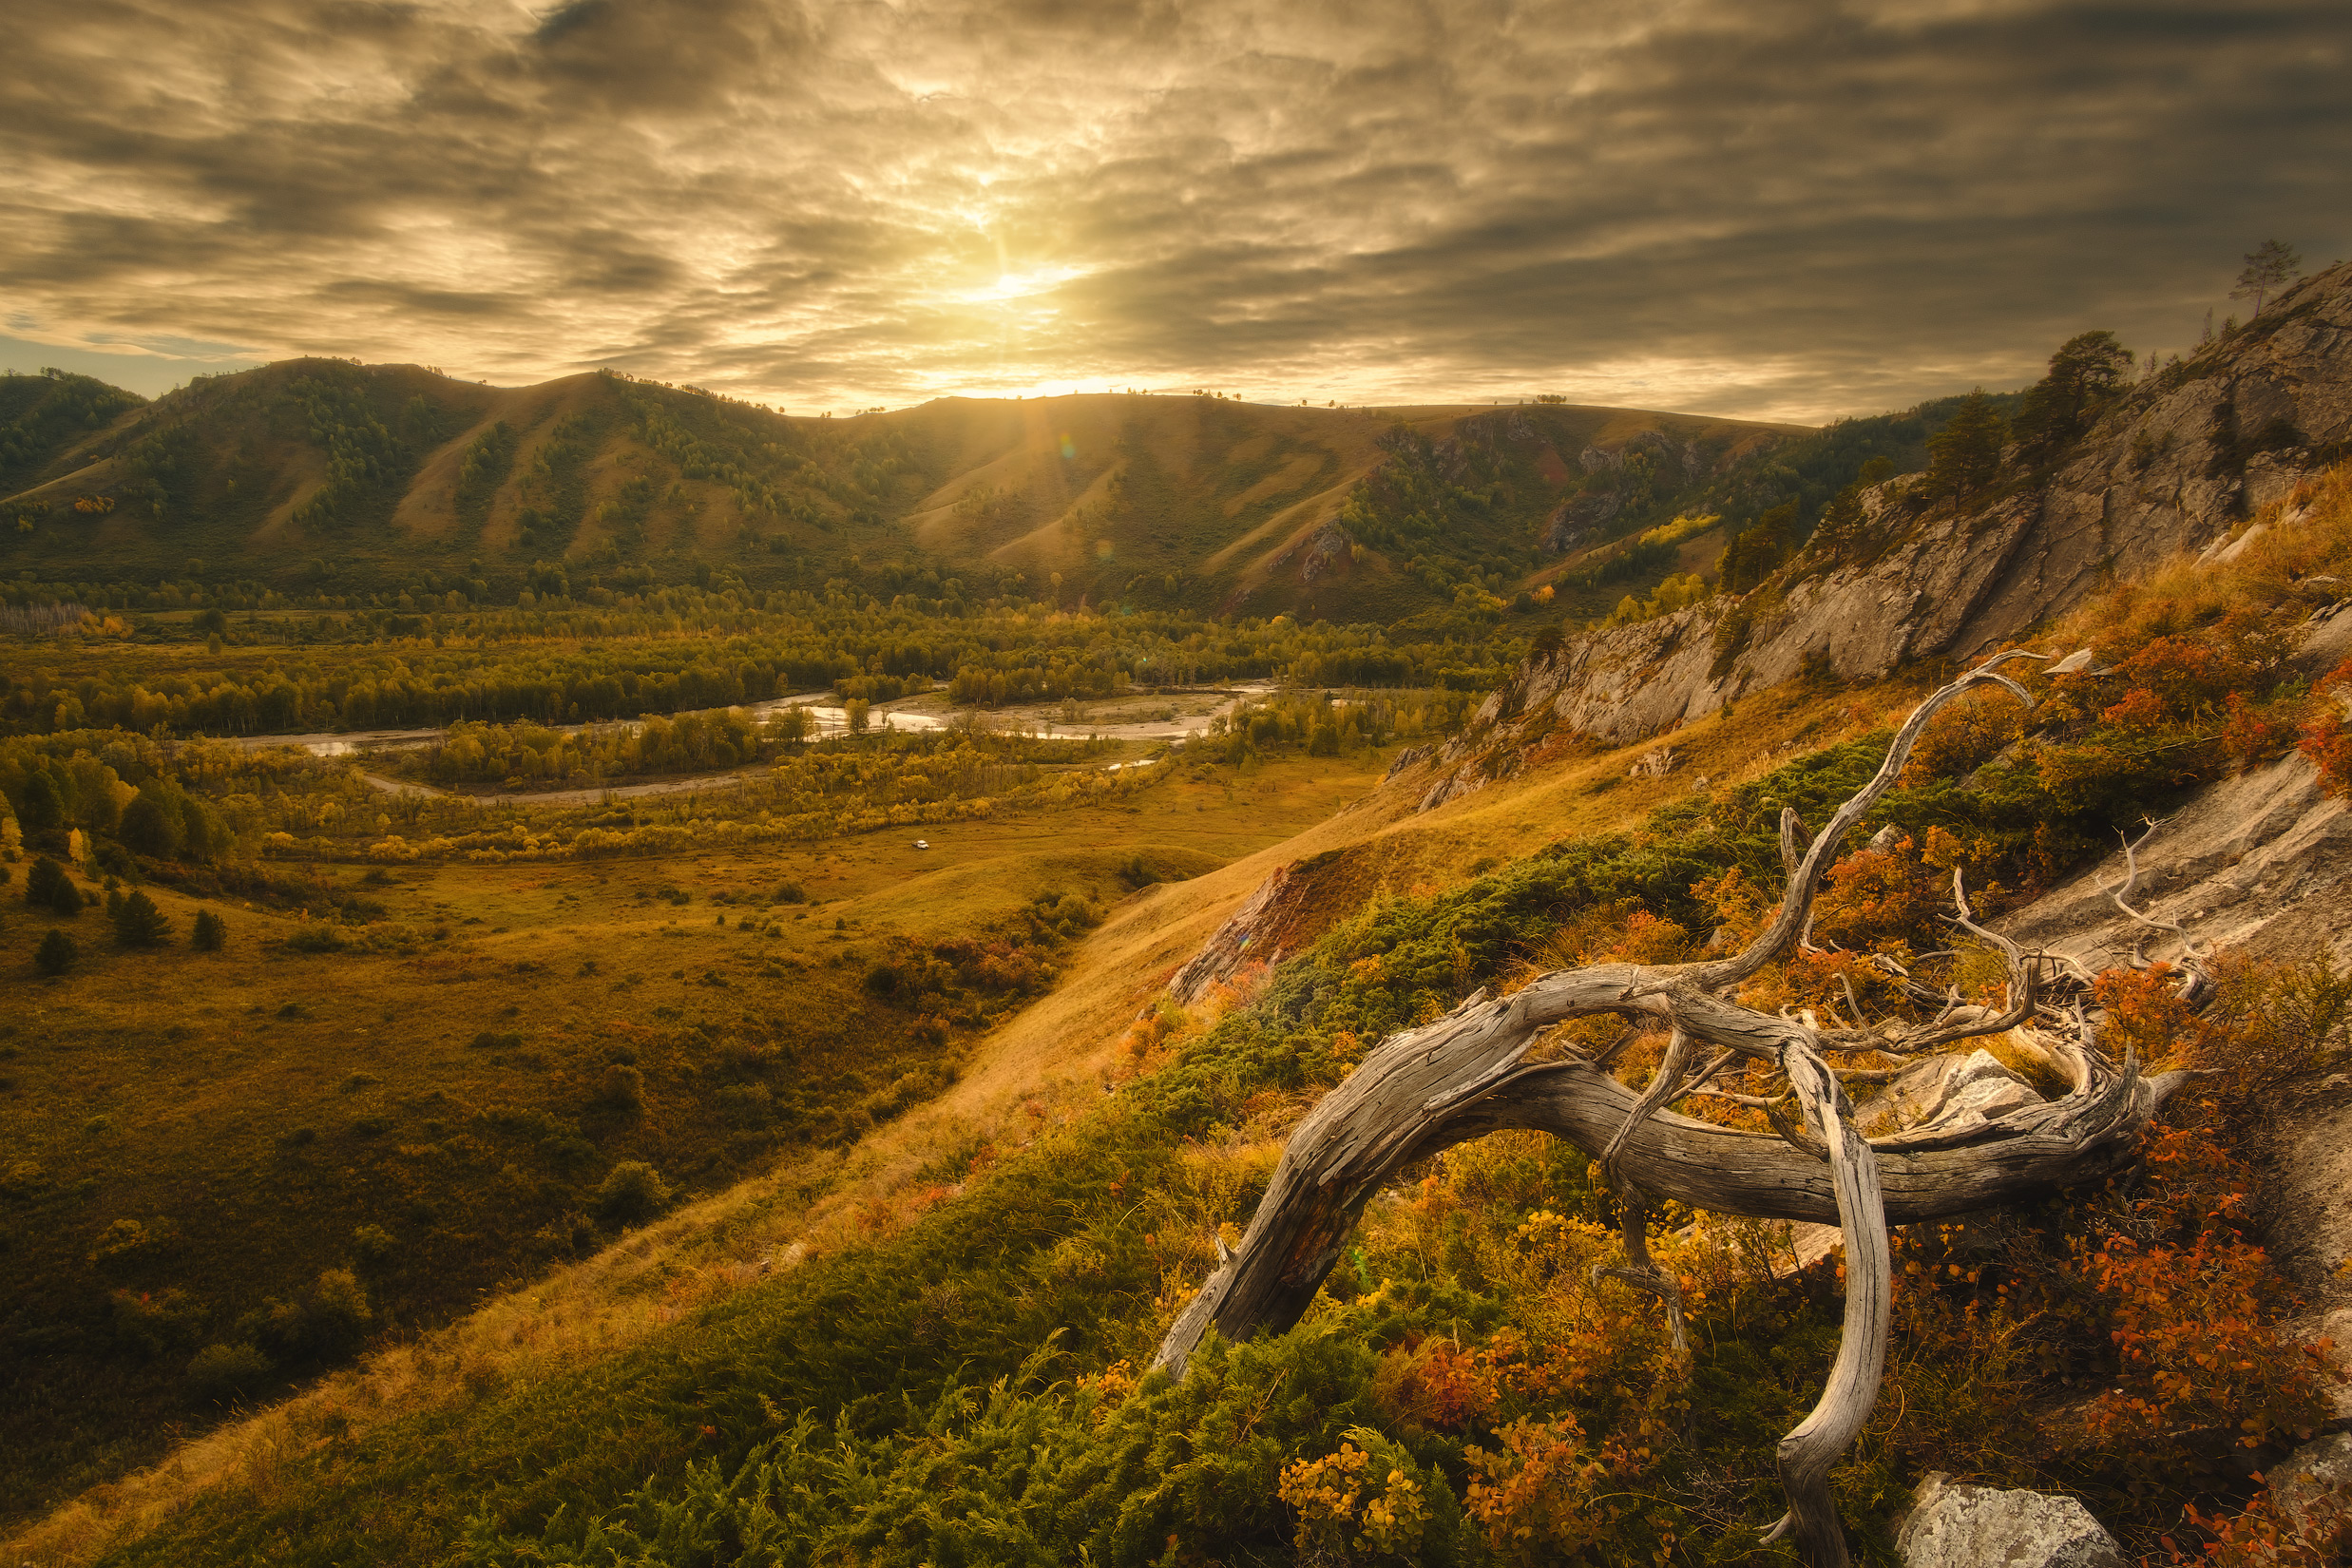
[1,358,1811,622]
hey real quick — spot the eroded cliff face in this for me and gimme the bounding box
[1423,263,2352,787]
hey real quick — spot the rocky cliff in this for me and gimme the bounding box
[1425,263,2352,783]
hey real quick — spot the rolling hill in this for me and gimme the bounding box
[1,360,1811,623]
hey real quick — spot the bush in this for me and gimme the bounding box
[594,1161,672,1226]
[285,923,350,953]
[25,855,80,917]
[352,1223,398,1268]
[306,1268,373,1356]
[593,1063,645,1113]
[191,908,226,950]
[112,889,172,947]
[34,927,74,975]
[184,1342,273,1405]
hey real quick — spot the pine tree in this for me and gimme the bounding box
[26,856,81,917]
[1924,392,2007,509]
[35,928,75,976]
[2015,332,2133,454]
[113,890,172,947]
[2231,239,2302,318]
[191,908,227,951]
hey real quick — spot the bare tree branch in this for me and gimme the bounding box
[1143,652,2190,1568]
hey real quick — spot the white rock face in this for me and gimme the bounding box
[1419,261,2352,786]
[1897,1473,2125,1568]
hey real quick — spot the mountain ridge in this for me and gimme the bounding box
[4,360,1826,624]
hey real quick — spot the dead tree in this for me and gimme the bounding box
[1150,654,2191,1568]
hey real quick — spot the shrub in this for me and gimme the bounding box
[352,1224,398,1268]
[285,923,350,953]
[306,1268,373,1356]
[190,908,226,950]
[35,927,74,975]
[593,1063,645,1113]
[595,1161,672,1226]
[1462,1415,1645,1566]
[184,1342,273,1405]
[2302,658,2352,796]
[1278,1429,1450,1564]
[112,889,172,947]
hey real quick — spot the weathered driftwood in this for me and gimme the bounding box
[1149,655,2192,1568]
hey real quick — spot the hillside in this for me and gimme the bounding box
[0,360,1809,623]
[1423,261,2352,782]
[0,371,145,499]
[12,288,2352,1568]
[12,432,2352,1565]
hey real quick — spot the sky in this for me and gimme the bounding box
[5,0,2348,424]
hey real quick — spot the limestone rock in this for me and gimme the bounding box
[2272,1431,2352,1539]
[1444,261,2352,759]
[1165,851,1354,1004]
[1896,1473,2124,1568]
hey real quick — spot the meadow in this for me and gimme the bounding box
[0,657,1405,1525]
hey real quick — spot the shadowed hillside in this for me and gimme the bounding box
[1,363,1806,622]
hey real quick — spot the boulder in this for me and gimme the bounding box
[2272,1431,2352,1539]
[1897,1473,2124,1568]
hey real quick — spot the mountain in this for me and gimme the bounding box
[1423,261,2352,776]
[0,358,1808,622]
[0,370,146,498]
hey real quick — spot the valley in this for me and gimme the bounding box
[5,264,2352,1568]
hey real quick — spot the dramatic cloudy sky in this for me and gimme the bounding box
[4,0,2348,421]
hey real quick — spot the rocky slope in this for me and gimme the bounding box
[1424,262,2352,784]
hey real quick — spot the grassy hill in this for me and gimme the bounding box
[0,715,1393,1527]
[0,371,145,499]
[0,360,1809,624]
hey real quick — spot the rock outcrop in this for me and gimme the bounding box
[1896,1473,2125,1568]
[2274,1431,2352,1539]
[1439,263,2352,771]
[1166,850,1355,1004]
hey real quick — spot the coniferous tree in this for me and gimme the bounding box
[2015,332,2133,454]
[1924,391,2007,509]
[2231,239,2302,318]
[15,770,65,833]
[192,908,227,951]
[113,889,172,947]
[26,855,81,917]
[35,928,75,975]
[1718,499,1803,594]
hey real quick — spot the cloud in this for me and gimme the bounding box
[2,0,2347,420]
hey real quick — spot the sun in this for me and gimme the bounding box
[960,263,1090,306]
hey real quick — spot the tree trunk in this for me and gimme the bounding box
[1147,653,2192,1567]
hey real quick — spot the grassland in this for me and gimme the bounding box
[0,733,1391,1528]
[0,660,1941,1566]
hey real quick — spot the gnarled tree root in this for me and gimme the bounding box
[1148,654,2193,1568]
